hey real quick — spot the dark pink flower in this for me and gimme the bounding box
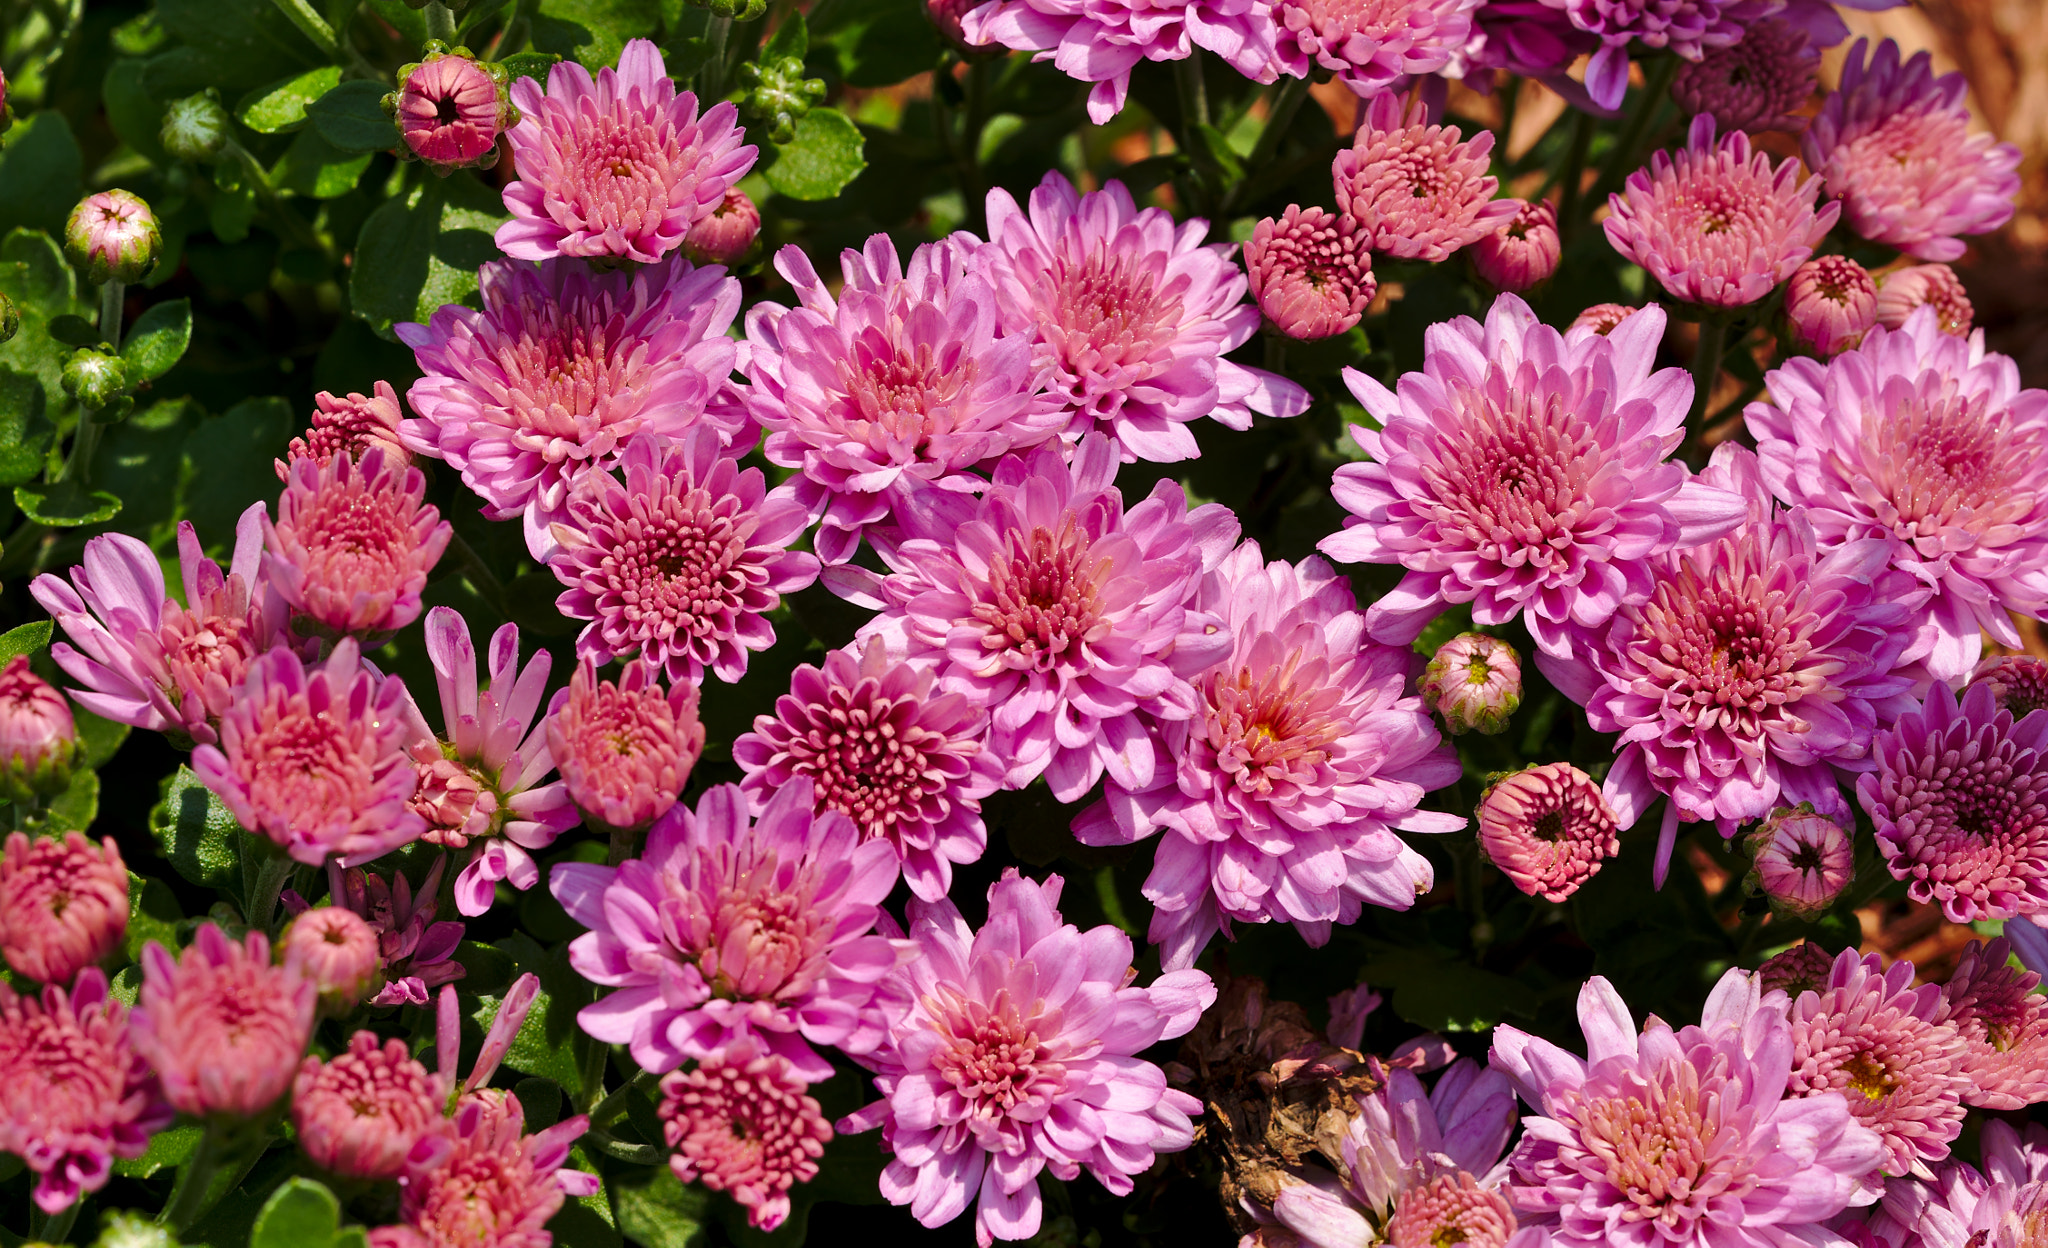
[328,859,467,1007]
[1270,0,1481,98]
[282,907,381,1008]
[683,188,759,266]
[1669,18,1819,133]
[1476,763,1619,903]
[1786,255,1878,357]
[276,381,409,482]
[1567,303,1636,336]
[661,1042,833,1231]
[396,53,506,170]
[1873,263,1972,334]
[1469,199,1559,294]
[1969,653,2048,717]
[0,831,126,986]
[1535,0,1776,111]
[545,656,701,835]
[395,1089,596,1248]
[1420,632,1522,735]
[497,38,755,263]
[1334,94,1520,262]
[1756,940,1834,998]
[0,657,76,805]
[130,925,317,1119]
[1939,936,2048,1111]
[265,448,451,642]
[1243,205,1377,341]
[293,1031,450,1180]
[1744,806,1853,919]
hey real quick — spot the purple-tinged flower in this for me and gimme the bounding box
[496,38,756,263]
[1467,0,1597,85]
[549,428,819,686]
[1873,263,1972,335]
[734,637,999,904]
[551,781,902,1080]
[1539,444,1922,884]
[1535,0,1777,111]
[1335,94,1521,262]
[1669,18,1818,133]
[1490,969,1885,1245]
[1939,936,2048,1111]
[545,657,702,836]
[1243,205,1376,341]
[1320,294,1748,656]
[1074,540,1461,969]
[1270,0,1482,98]
[402,608,577,917]
[959,0,1279,125]
[1746,306,2048,681]
[975,173,1308,463]
[661,1041,832,1232]
[1476,763,1620,903]
[63,190,160,285]
[0,658,77,806]
[840,869,1213,1246]
[1846,1120,2048,1248]
[282,907,381,1008]
[266,448,450,643]
[276,382,409,482]
[1744,806,1853,919]
[1803,39,2021,262]
[1786,255,1877,357]
[398,255,743,560]
[1970,653,2048,717]
[0,969,170,1213]
[856,434,1238,803]
[0,831,126,986]
[192,640,426,868]
[394,51,510,171]
[1470,199,1560,294]
[32,515,283,748]
[1567,302,1636,336]
[1780,947,1970,1178]
[1421,632,1522,736]
[1605,114,1838,309]
[130,925,317,1119]
[741,233,1064,564]
[1327,983,1382,1050]
[328,859,467,1007]
[394,1087,595,1248]
[1756,940,1834,998]
[683,187,759,266]
[293,1031,450,1180]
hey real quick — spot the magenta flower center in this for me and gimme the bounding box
[1384,1171,1516,1248]
[1638,550,1821,732]
[1842,107,1966,178]
[595,484,751,639]
[1203,652,1343,796]
[152,595,260,708]
[782,699,940,833]
[1425,384,1601,571]
[680,858,831,1003]
[565,109,694,241]
[972,522,1108,670]
[290,478,421,593]
[1048,253,1183,373]
[839,338,975,445]
[932,988,1065,1118]
[0,1013,122,1135]
[412,1151,530,1244]
[497,305,646,453]
[1865,390,2031,541]
[1288,0,1416,43]
[247,707,378,813]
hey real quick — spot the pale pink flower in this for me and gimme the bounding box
[265,448,450,642]
[1803,39,2021,262]
[282,907,381,1007]
[1535,0,1778,111]
[1566,303,1636,336]
[549,428,819,686]
[1744,806,1853,919]
[293,1031,450,1180]
[1476,763,1619,903]
[0,657,76,805]
[1939,936,2048,1111]
[0,969,170,1213]
[1421,632,1522,735]
[661,1041,833,1231]
[1270,0,1482,97]
[1470,199,1560,294]
[276,381,409,482]
[1243,205,1377,341]
[497,38,756,263]
[192,639,426,868]
[327,859,467,1007]
[975,173,1308,463]
[1873,264,1972,335]
[1846,1120,2048,1248]
[683,188,759,266]
[1786,255,1877,357]
[1670,18,1819,133]
[0,831,126,986]
[545,656,702,835]
[840,869,1214,1246]
[395,1089,596,1248]
[396,53,505,170]
[1605,114,1837,308]
[1335,94,1521,262]
[130,925,317,1118]
[1969,653,2048,717]
[397,255,743,559]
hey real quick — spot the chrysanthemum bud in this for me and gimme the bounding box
[0,830,127,984]
[282,907,381,1009]
[925,0,999,55]
[683,188,760,267]
[93,1212,180,1248]
[1470,199,1560,293]
[61,348,129,414]
[1243,205,1375,341]
[1755,940,1833,998]
[1968,653,2048,718]
[1420,632,1521,735]
[1568,303,1637,336]
[1476,762,1621,902]
[738,56,826,144]
[1874,262,1973,335]
[159,91,232,164]
[386,46,515,173]
[0,658,78,806]
[64,191,160,285]
[1744,805,1853,919]
[0,292,17,345]
[1785,255,1877,357]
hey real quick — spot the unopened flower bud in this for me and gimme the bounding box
[1744,805,1853,919]
[94,1212,180,1248]
[738,56,827,144]
[1969,653,2048,718]
[547,658,704,835]
[64,191,161,285]
[387,47,515,173]
[1568,303,1637,337]
[1874,262,1973,336]
[1476,762,1621,902]
[0,657,78,806]
[0,292,17,345]
[159,91,232,164]
[0,830,127,985]
[1785,255,1876,356]
[282,907,382,1010]
[1244,205,1375,341]
[62,348,129,412]
[925,0,1001,55]
[684,188,760,266]
[1470,199,1560,293]
[1755,940,1833,999]
[1420,632,1521,735]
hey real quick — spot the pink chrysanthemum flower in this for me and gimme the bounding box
[1744,806,1853,919]
[1270,0,1482,97]
[396,1090,597,1248]
[1470,199,1560,294]
[1072,541,1462,970]
[1243,205,1377,341]
[1786,255,1877,357]
[130,925,317,1119]
[551,781,901,1080]
[1842,1120,2048,1248]
[734,637,1000,904]
[282,907,381,1007]
[1539,444,1922,884]
[328,859,467,1007]
[1940,936,2048,1111]
[1874,264,1972,335]
[1745,306,2048,681]
[1970,653,2048,717]
[1567,302,1636,336]
[402,608,577,917]
[1669,18,1818,133]
[0,830,126,986]
[855,434,1237,802]
[32,514,283,748]
[192,639,426,868]
[545,656,702,835]
[1272,1061,1520,1248]
[840,870,1213,1246]
[396,53,505,170]
[661,1042,833,1232]
[549,428,818,686]
[959,0,1279,125]
[1606,115,1837,309]
[276,382,409,482]
[1320,294,1748,656]
[1803,39,2021,262]
[0,969,170,1213]
[266,448,450,642]
[1780,948,1970,1178]
[1757,940,1834,998]
[1420,632,1522,736]
[398,255,743,560]
[741,233,1065,564]
[1858,680,2048,924]
[497,38,756,263]
[1335,94,1521,262]
[1467,0,1596,85]
[975,173,1308,463]
[1536,0,1777,110]
[1490,969,1885,1245]
[293,1031,450,1180]
[684,187,758,266]
[1476,763,1620,903]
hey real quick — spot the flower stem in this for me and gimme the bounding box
[1222,75,1310,214]
[97,277,124,352]
[30,1200,80,1244]
[1688,318,1728,429]
[584,1126,664,1164]
[1588,54,1678,208]
[589,1067,661,1129]
[423,0,458,43]
[1552,109,1597,245]
[701,16,732,102]
[159,1122,227,1233]
[245,843,298,935]
[1175,54,1209,131]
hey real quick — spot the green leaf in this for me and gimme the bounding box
[237,66,344,134]
[25,768,100,834]
[14,481,123,527]
[532,0,663,69]
[96,395,203,545]
[103,58,173,167]
[611,1167,710,1248]
[273,128,376,199]
[121,299,193,382]
[0,368,50,487]
[763,10,809,61]
[0,229,76,312]
[148,765,246,894]
[816,0,941,88]
[0,620,51,663]
[74,707,130,768]
[0,113,85,240]
[761,108,866,201]
[304,80,398,153]
[48,313,102,347]
[155,0,325,94]
[112,1122,201,1178]
[349,174,507,339]
[498,52,563,84]
[1360,950,1540,1033]
[450,940,518,997]
[252,1178,341,1248]
[125,872,184,964]
[177,396,293,553]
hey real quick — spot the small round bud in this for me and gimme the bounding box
[159,91,232,164]
[738,55,827,144]
[1476,762,1621,902]
[1419,632,1521,735]
[1784,255,1876,357]
[1874,262,1973,336]
[1568,303,1638,337]
[0,657,78,809]
[684,188,761,266]
[1743,805,1853,920]
[390,47,514,173]
[95,1212,181,1248]
[282,907,382,1010]
[1470,199,1560,293]
[0,292,18,345]
[1755,941,1834,999]
[63,190,161,285]
[62,348,129,412]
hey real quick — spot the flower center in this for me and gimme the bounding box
[1384,1171,1517,1248]
[787,697,940,834]
[1866,385,2032,544]
[1840,1052,1898,1101]
[3,1015,120,1132]
[972,520,1107,671]
[248,709,376,818]
[1424,380,1600,572]
[1287,0,1414,45]
[1636,539,1822,735]
[1045,250,1183,374]
[1576,1075,1717,1222]
[840,336,973,447]
[599,486,750,640]
[1203,645,1345,797]
[412,753,502,847]
[495,294,649,454]
[561,108,684,239]
[676,850,831,1004]
[933,987,1065,1120]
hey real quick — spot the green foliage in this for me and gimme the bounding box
[761,108,866,201]
[236,68,345,134]
[149,766,247,896]
[350,174,507,338]
[305,81,400,152]
[0,113,83,240]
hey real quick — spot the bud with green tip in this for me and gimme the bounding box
[1420,632,1522,735]
[0,292,17,345]
[738,55,827,144]
[62,348,129,413]
[63,190,161,285]
[95,1212,180,1248]
[160,89,232,163]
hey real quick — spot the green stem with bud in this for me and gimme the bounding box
[1687,318,1728,430]
[159,1122,228,1233]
